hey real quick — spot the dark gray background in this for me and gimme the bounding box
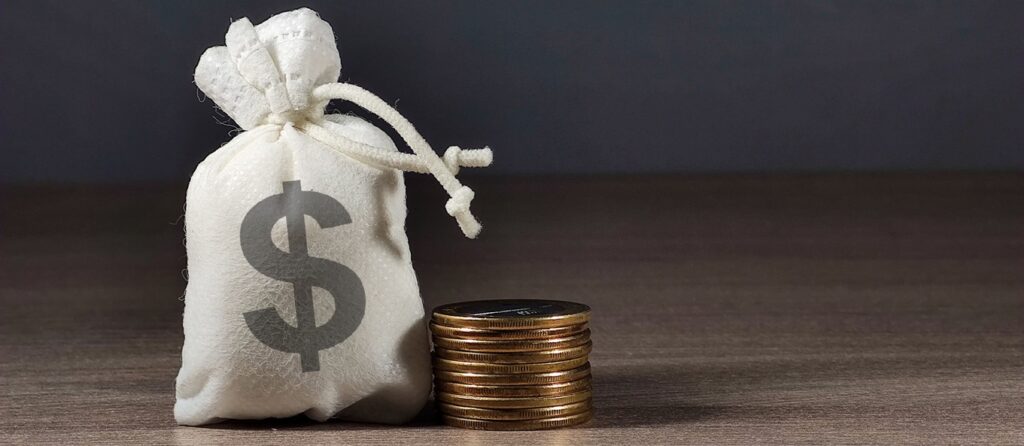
[1,1,1021,182]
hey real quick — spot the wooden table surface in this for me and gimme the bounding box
[1,174,1022,445]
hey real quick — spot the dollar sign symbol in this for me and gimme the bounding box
[239,180,365,372]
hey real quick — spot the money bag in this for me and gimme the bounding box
[175,8,492,426]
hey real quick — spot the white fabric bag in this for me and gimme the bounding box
[175,8,491,426]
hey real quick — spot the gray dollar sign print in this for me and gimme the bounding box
[239,180,365,372]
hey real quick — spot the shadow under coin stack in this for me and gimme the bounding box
[430,300,593,430]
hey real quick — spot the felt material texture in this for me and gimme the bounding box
[176,9,431,426]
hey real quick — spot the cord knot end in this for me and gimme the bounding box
[443,146,494,175]
[445,186,482,238]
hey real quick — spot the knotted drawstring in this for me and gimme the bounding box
[294,83,492,238]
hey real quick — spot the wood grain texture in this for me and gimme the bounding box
[1,174,1022,445]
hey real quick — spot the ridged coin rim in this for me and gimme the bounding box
[435,389,592,409]
[432,356,590,374]
[429,322,588,340]
[431,329,591,352]
[434,378,591,397]
[433,363,591,385]
[433,341,592,363]
[437,400,591,421]
[441,411,592,430]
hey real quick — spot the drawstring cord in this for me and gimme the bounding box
[294,83,492,238]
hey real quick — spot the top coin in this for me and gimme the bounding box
[432,300,591,330]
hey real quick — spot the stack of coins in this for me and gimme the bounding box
[430,299,593,430]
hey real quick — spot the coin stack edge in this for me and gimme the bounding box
[430,300,593,431]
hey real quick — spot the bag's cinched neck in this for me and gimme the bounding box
[195,8,341,130]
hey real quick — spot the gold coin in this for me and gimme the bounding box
[429,322,588,340]
[433,341,592,363]
[441,411,592,430]
[434,378,591,397]
[434,363,591,385]
[432,329,591,352]
[432,299,590,330]
[432,356,590,374]
[437,401,591,421]
[435,389,592,409]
